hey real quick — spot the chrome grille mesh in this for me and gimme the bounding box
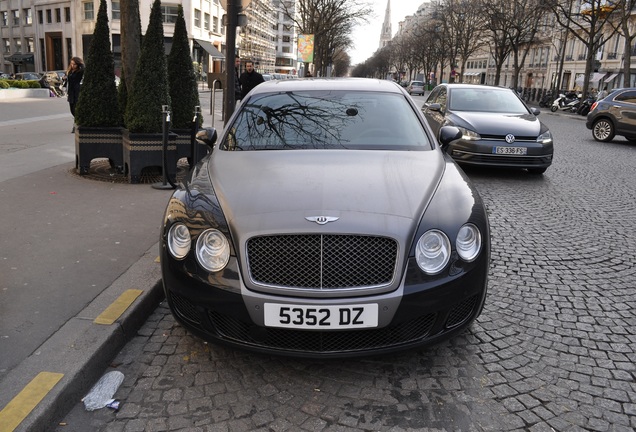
[247,234,398,289]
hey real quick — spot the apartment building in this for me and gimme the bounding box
[0,0,257,76]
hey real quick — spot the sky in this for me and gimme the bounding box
[349,1,422,66]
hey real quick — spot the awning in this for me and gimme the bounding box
[193,39,224,59]
[575,72,606,86]
[604,73,619,83]
[4,53,34,64]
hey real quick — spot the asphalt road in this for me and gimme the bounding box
[53,103,636,431]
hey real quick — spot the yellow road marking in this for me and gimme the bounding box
[94,289,143,325]
[0,372,64,432]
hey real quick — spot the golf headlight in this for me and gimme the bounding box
[167,223,191,259]
[456,224,481,262]
[457,126,481,141]
[416,230,451,275]
[196,229,230,272]
[537,130,553,144]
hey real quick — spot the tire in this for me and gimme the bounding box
[550,105,558,112]
[592,118,615,142]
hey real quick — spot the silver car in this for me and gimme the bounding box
[160,78,490,357]
[407,80,425,96]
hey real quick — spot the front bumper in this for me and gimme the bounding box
[160,247,489,358]
[448,139,553,169]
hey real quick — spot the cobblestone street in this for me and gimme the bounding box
[55,113,636,432]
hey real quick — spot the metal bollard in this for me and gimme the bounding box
[152,105,176,190]
[191,105,201,167]
[211,79,220,126]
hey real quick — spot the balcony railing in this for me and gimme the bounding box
[565,55,573,61]
[607,52,617,60]
[577,54,586,60]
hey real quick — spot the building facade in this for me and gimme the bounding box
[1,0,290,77]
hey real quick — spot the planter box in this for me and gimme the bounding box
[75,126,124,175]
[171,128,209,167]
[122,129,178,184]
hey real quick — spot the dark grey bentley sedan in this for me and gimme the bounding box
[160,78,490,357]
[422,84,554,174]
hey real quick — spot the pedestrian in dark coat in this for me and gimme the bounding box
[239,60,264,99]
[66,56,85,132]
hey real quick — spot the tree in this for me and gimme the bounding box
[75,0,120,127]
[124,0,170,133]
[615,0,636,87]
[545,0,620,97]
[480,1,515,86]
[280,0,372,75]
[120,0,141,93]
[167,5,201,129]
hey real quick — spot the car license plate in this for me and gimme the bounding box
[493,146,527,155]
[264,303,379,329]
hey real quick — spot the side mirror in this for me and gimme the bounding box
[438,126,462,149]
[422,102,441,112]
[195,127,218,149]
[531,107,540,116]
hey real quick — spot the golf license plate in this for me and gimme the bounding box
[264,303,379,329]
[493,146,527,155]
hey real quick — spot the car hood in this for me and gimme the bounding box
[208,149,444,238]
[450,111,541,136]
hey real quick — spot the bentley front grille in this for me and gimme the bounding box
[247,234,398,289]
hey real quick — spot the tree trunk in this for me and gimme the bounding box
[120,0,141,93]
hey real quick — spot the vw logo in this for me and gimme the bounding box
[505,134,516,144]
[305,216,339,225]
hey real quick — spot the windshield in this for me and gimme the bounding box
[222,90,432,151]
[449,88,529,114]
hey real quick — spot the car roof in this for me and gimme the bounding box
[248,78,405,96]
[438,83,513,91]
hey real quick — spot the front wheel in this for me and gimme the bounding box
[550,105,558,112]
[592,118,615,142]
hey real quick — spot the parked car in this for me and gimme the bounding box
[0,72,11,79]
[422,83,553,174]
[407,80,425,96]
[159,78,491,358]
[586,88,636,142]
[14,72,42,80]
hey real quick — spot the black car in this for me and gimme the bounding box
[160,78,491,358]
[422,83,554,174]
[586,88,636,142]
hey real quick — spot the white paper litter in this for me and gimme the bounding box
[82,371,125,411]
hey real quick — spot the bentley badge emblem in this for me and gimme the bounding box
[305,216,339,225]
[505,134,516,144]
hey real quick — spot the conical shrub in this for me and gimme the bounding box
[124,0,170,133]
[75,0,120,127]
[168,5,202,129]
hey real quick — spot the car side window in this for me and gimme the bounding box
[436,88,447,111]
[425,87,439,104]
[615,91,636,104]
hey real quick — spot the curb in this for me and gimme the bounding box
[0,243,165,432]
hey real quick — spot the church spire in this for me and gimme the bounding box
[379,0,392,50]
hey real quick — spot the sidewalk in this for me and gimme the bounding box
[0,89,225,432]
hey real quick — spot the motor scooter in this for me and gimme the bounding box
[576,94,596,116]
[550,92,581,112]
[539,91,554,108]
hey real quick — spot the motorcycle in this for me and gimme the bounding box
[539,91,554,108]
[576,94,596,116]
[550,92,581,112]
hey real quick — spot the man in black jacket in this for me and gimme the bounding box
[239,60,264,99]
[234,55,242,102]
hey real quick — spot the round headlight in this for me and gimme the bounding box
[196,229,230,272]
[167,223,191,259]
[415,229,451,275]
[456,223,481,262]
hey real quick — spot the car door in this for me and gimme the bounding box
[612,90,636,137]
[421,86,447,137]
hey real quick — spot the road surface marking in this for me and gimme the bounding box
[0,371,64,432]
[94,289,143,325]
